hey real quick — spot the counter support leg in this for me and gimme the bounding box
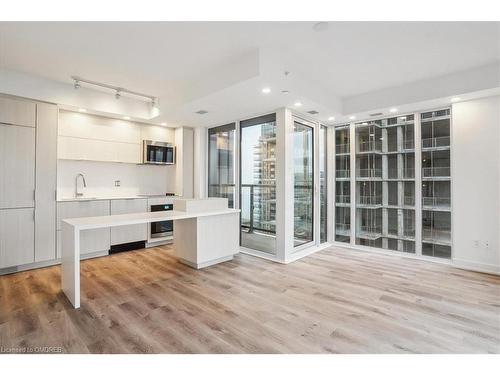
[61,221,80,308]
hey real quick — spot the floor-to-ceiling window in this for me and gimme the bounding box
[293,119,314,247]
[208,123,236,207]
[354,115,416,253]
[421,108,451,258]
[334,125,351,243]
[240,114,277,254]
[319,125,328,243]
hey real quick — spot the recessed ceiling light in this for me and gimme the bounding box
[78,108,86,112]
[262,87,271,94]
[389,108,398,113]
[349,116,356,120]
[123,116,130,120]
[160,122,167,126]
[328,116,335,121]
[281,90,290,95]
[294,101,302,107]
[451,97,461,102]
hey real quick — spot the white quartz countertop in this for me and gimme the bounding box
[57,194,177,202]
[62,208,240,230]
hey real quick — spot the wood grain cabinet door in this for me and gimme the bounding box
[0,124,36,209]
[0,208,35,268]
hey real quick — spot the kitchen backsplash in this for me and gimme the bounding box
[57,159,176,199]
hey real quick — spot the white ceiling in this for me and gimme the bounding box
[1,22,499,126]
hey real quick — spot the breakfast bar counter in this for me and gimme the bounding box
[61,198,240,308]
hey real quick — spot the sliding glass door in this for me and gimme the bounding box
[240,114,277,254]
[208,123,236,207]
[293,120,314,247]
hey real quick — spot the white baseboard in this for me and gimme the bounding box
[284,242,331,264]
[178,255,234,269]
[452,258,500,275]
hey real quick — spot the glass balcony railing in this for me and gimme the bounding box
[387,168,415,179]
[422,197,451,208]
[336,169,350,178]
[422,167,450,178]
[404,196,415,206]
[208,183,235,207]
[403,228,416,238]
[336,195,351,204]
[403,139,415,150]
[336,143,350,154]
[358,140,382,153]
[357,195,382,205]
[422,228,451,243]
[241,184,276,235]
[422,136,450,149]
[335,223,351,235]
[357,226,383,238]
[357,168,382,178]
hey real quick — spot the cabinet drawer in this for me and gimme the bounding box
[0,208,35,268]
[0,96,36,127]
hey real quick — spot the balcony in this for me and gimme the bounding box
[403,139,415,150]
[422,136,450,149]
[208,183,236,207]
[357,225,382,240]
[422,228,451,244]
[336,143,350,154]
[358,140,382,153]
[422,197,451,209]
[336,195,351,204]
[335,223,351,236]
[422,167,450,178]
[403,195,415,206]
[336,169,350,178]
[357,168,382,178]
[357,195,382,206]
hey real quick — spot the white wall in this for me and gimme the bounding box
[452,95,500,273]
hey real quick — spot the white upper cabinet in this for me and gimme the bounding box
[141,124,175,143]
[0,96,36,127]
[57,111,172,164]
[0,123,36,209]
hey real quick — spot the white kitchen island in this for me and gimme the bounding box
[61,198,240,308]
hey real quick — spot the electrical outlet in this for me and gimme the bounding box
[484,241,489,249]
[114,180,121,187]
[473,240,479,248]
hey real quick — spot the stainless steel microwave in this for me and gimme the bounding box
[143,140,175,165]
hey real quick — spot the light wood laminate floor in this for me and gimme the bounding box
[0,245,499,353]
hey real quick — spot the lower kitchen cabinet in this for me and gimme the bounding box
[56,227,111,258]
[110,199,148,245]
[0,208,35,268]
[56,200,111,257]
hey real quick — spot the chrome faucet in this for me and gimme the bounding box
[75,173,87,198]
